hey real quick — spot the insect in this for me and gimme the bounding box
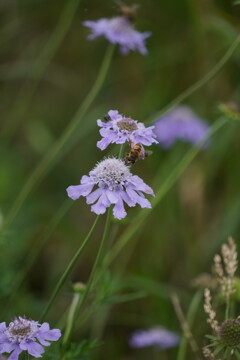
[115,0,139,22]
[124,143,145,165]
[104,114,111,121]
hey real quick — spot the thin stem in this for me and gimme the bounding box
[40,215,101,322]
[176,291,203,360]
[118,143,125,159]
[172,293,201,360]
[76,208,112,318]
[1,43,115,235]
[146,33,240,123]
[225,295,230,320]
[2,0,80,141]
[62,291,81,347]
[102,116,227,269]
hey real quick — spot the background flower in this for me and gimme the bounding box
[129,326,180,349]
[97,110,158,150]
[154,106,210,148]
[0,317,61,360]
[66,158,154,220]
[83,16,151,55]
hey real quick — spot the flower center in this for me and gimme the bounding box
[92,158,131,186]
[5,318,38,343]
[110,17,132,35]
[117,118,138,132]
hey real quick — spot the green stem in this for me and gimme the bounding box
[103,116,227,268]
[225,295,230,320]
[75,208,112,318]
[146,33,240,123]
[1,43,115,235]
[40,215,101,322]
[176,291,202,360]
[62,291,81,347]
[2,0,80,140]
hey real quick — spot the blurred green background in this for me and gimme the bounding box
[1,0,240,359]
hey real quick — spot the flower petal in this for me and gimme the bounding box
[66,183,94,200]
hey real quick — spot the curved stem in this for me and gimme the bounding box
[103,116,227,268]
[146,34,240,123]
[2,44,115,235]
[40,215,101,322]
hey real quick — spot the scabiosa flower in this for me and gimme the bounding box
[66,158,154,220]
[83,16,151,55]
[0,317,61,360]
[129,326,180,349]
[154,106,210,149]
[97,110,158,150]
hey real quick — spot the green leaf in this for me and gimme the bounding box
[213,344,225,356]
[234,349,240,359]
[223,347,231,359]
[205,334,218,340]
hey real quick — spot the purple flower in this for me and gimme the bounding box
[154,106,210,149]
[66,158,154,220]
[83,16,151,55]
[0,317,61,360]
[129,327,180,350]
[97,110,158,150]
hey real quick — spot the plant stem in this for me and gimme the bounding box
[1,43,115,236]
[40,215,101,322]
[146,33,240,123]
[225,295,230,320]
[75,208,112,320]
[102,116,227,268]
[62,291,81,347]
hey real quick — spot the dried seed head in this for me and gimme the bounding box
[203,288,219,332]
[219,319,240,347]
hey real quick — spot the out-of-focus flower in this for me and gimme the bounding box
[129,326,180,349]
[154,106,210,149]
[83,16,151,55]
[0,317,61,360]
[97,110,158,150]
[66,158,154,220]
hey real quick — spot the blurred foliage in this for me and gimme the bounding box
[1,0,240,359]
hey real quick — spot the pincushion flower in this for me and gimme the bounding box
[129,326,180,350]
[0,317,61,360]
[97,110,158,150]
[66,158,154,220]
[154,106,210,149]
[83,16,151,55]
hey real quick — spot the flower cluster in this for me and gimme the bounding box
[67,158,154,220]
[154,106,210,148]
[83,16,151,55]
[97,110,158,150]
[129,326,180,350]
[0,317,61,360]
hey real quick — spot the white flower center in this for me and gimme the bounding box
[5,318,38,343]
[91,158,131,186]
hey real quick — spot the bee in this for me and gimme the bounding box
[104,114,111,121]
[115,0,139,22]
[124,143,145,165]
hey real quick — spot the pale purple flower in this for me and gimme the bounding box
[129,326,180,350]
[83,16,151,55]
[97,110,158,150]
[0,317,61,360]
[154,106,210,149]
[66,158,154,220]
